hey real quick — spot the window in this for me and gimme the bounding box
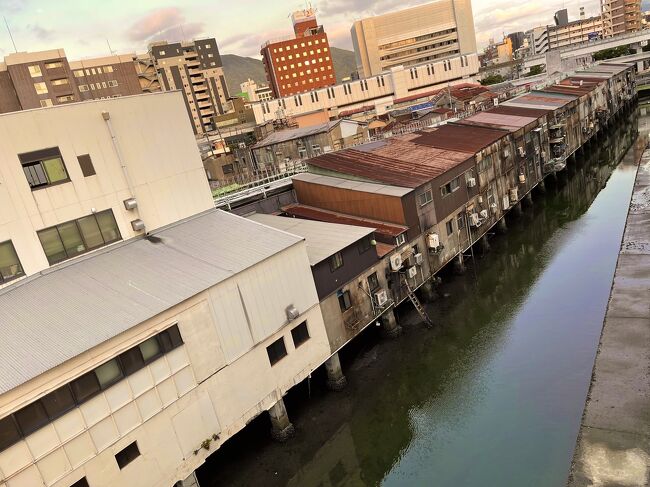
[51,78,69,86]
[101,82,107,89]
[418,189,433,206]
[457,212,465,230]
[478,154,492,173]
[440,177,460,197]
[70,372,101,403]
[291,322,309,347]
[358,235,372,254]
[70,478,90,487]
[20,148,69,189]
[40,99,53,107]
[139,337,162,363]
[158,325,183,352]
[330,252,343,272]
[95,359,123,389]
[337,290,352,312]
[0,240,24,284]
[115,441,140,469]
[119,347,145,375]
[41,386,76,420]
[34,82,48,94]
[79,85,89,92]
[105,66,114,73]
[57,95,74,103]
[367,272,379,291]
[0,416,21,452]
[37,209,121,265]
[14,401,49,436]
[396,233,406,246]
[77,154,96,177]
[28,65,42,77]
[266,337,287,366]
[446,220,454,236]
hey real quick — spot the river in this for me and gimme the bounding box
[198,110,644,487]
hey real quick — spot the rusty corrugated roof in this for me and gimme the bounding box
[282,204,408,238]
[458,111,538,132]
[543,84,596,96]
[411,123,509,153]
[307,133,472,188]
[489,105,552,118]
[503,90,578,111]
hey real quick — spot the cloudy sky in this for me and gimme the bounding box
[0,0,602,60]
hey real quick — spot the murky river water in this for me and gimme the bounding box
[199,111,644,487]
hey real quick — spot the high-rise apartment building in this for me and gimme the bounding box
[260,8,336,98]
[0,49,142,114]
[350,0,477,78]
[601,0,642,36]
[149,38,231,134]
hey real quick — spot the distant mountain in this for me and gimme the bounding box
[221,47,358,96]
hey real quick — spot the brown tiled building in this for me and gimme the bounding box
[261,8,336,98]
[601,0,642,36]
[0,49,142,113]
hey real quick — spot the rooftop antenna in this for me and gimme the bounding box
[3,16,18,53]
[180,24,186,41]
[106,39,116,55]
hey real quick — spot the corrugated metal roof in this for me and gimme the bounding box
[503,90,579,111]
[253,120,342,149]
[248,214,374,266]
[282,204,408,238]
[488,105,552,118]
[411,123,509,153]
[293,172,411,197]
[0,210,302,394]
[458,111,538,132]
[307,132,472,188]
[543,84,596,96]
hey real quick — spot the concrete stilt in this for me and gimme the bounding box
[453,253,466,274]
[380,308,402,338]
[325,352,347,391]
[496,217,508,234]
[269,398,295,442]
[420,280,437,301]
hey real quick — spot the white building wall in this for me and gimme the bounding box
[251,53,480,123]
[0,241,329,487]
[0,92,214,284]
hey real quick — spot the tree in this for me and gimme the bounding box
[481,74,505,86]
[525,65,544,77]
[594,46,631,61]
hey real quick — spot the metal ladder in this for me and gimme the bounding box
[400,274,434,328]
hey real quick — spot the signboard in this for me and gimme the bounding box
[587,32,600,41]
[409,101,434,112]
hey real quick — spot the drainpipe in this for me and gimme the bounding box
[102,111,136,197]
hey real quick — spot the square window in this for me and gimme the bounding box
[71,372,101,403]
[0,415,21,452]
[358,235,372,254]
[139,337,162,363]
[337,290,352,312]
[77,154,96,177]
[158,325,183,353]
[41,386,76,420]
[396,234,406,246]
[115,441,140,469]
[14,401,49,436]
[28,65,42,77]
[418,189,433,206]
[266,337,287,366]
[291,322,310,348]
[119,348,145,376]
[329,251,343,272]
[95,359,124,389]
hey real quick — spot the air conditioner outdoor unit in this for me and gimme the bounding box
[390,253,403,271]
[426,233,440,249]
[479,209,489,219]
[374,289,388,307]
[407,266,418,279]
[518,146,526,157]
[519,173,526,184]
[414,253,424,266]
[467,177,477,188]
[509,188,519,202]
[490,202,498,213]
[469,213,480,226]
[502,195,511,210]
[477,195,484,204]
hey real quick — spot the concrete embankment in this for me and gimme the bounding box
[568,146,650,486]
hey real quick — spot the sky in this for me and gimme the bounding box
[0,0,602,60]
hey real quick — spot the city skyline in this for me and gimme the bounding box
[1,0,601,60]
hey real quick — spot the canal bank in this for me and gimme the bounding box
[197,114,641,487]
[567,141,650,486]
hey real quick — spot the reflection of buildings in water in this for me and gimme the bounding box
[287,423,363,487]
